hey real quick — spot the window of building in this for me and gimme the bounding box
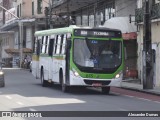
[76,16,81,25]
[105,7,115,21]
[15,32,18,45]
[20,4,21,17]
[88,6,94,27]
[32,2,34,15]
[89,14,94,27]
[82,8,88,26]
[17,5,19,17]
[37,0,42,14]
[7,38,8,45]
[82,15,88,26]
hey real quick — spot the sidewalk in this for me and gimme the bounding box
[121,79,160,96]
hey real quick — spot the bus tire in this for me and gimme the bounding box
[60,71,68,92]
[41,69,48,87]
[101,86,110,94]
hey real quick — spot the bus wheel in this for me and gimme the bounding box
[60,72,68,92]
[41,70,48,87]
[101,86,110,94]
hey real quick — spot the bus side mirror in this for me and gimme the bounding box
[67,40,71,49]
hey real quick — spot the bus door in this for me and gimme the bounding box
[48,35,55,80]
[53,35,61,81]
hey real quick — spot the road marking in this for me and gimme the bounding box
[123,95,134,98]
[16,102,24,105]
[5,95,12,100]
[123,94,152,102]
[154,101,160,104]
[29,108,37,111]
[114,92,160,104]
[119,108,128,111]
[136,97,152,101]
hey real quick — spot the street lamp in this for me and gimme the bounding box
[0,4,23,68]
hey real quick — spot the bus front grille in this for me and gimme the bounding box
[84,79,111,86]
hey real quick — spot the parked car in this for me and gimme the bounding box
[0,62,5,87]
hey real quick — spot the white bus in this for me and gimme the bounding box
[32,26,124,94]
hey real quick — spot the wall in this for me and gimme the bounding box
[137,21,160,87]
[115,0,136,17]
[33,0,49,18]
[14,31,19,49]
[22,0,32,18]
[16,0,32,18]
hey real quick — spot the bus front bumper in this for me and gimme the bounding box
[69,72,122,87]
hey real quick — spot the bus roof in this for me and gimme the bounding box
[34,25,121,37]
[34,25,78,37]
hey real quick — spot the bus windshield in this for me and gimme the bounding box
[73,38,122,73]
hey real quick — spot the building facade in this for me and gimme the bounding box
[136,0,160,87]
[0,0,49,67]
[0,0,14,66]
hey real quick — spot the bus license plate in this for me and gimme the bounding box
[92,83,102,87]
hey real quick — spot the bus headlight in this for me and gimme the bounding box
[72,69,79,77]
[0,71,4,75]
[115,74,120,78]
[115,71,122,79]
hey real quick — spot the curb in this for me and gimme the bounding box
[121,86,160,96]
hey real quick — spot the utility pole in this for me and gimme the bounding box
[67,0,70,26]
[49,0,53,29]
[45,7,49,29]
[143,0,153,89]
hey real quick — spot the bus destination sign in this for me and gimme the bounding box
[74,29,121,38]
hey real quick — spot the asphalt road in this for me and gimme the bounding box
[0,68,160,120]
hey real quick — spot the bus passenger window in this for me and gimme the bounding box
[55,35,61,54]
[41,36,46,54]
[45,36,49,54]
[48,37,54,56]
[59,35,64,54]
[54,35,58,54]
[61,34,67,54]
